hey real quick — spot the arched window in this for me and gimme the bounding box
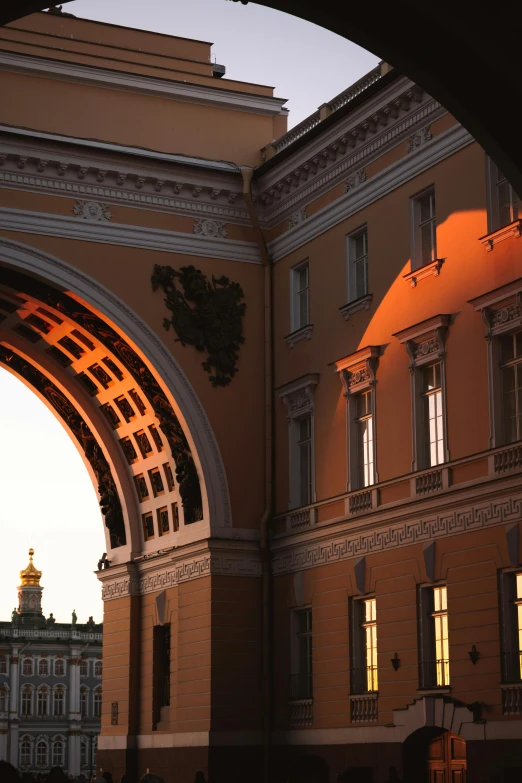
[54,658,65,677]
[22,657,33,676]
[21,687,32,716]
[94,660,102,678]
[80,659,88,678]
[80,687,88,718]
[0,655,7,675]
[38,658,49,677]
[93,688,102,718]
[80,737,88,767]
[52,738,64,766]
[0,685,9,713]
[53,687,65,717]
[20,738,32,766]
[37,687,49,716]
[36,739,48,767]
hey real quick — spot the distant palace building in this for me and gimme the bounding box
[0,550,102,775]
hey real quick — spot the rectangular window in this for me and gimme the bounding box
[350,598,378,693]
[355,391,375,487]
[152,624,171,728]
[291,262,310,332]
[487,157,519,232]
[298,416,312,506]
[412,188,437,270]
[347,228,368,302]
[291,608,313,700]
[500,331,522,444]
[499,571,522,682]
[422,363,445,466]
[419,585,450,688]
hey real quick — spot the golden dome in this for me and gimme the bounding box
[20,548,42,586]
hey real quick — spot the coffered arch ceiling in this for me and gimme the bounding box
[1,1,518,197]
[0,238,232,561]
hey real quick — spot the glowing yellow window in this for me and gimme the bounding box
[363,598,378,692]
[433,586,449,686]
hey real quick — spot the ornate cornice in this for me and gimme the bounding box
[255,79,445,227]
[469,278,522,337]
[333,345,381,395]
[394,314,450,368]
[98,541,262,600]
[267,124,473,263]
[278,374,319,420]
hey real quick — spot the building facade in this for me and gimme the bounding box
[0,550,102,775]
[0,7,521,782]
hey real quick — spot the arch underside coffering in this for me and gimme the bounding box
[0,238,232,557]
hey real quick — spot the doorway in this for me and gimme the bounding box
[403,727,466,783]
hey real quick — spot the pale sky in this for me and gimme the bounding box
[0,2,377,624]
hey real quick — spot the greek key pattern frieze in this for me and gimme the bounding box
[271,494,522,575]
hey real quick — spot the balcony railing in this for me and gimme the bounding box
[501,651,522,684]
[350,693,378,723]
[350,666,378,695]
[290,698,313,727]
[502,684,522,715]
[419,658,450,689]
[273,440,522,537]
[290,672,313,701]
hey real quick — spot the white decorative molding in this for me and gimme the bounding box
[469,278,522,337]
[344,169,367,193]
[72,200,112,222]
[271,490,522,576]
[407,125,433,153]
[334,345,381,395]
[268,124,473,262]
[288,208,308,230]
[339,294,373,320]
[284,324,314,348]
[394,314,450,368]
[0,51,288,117]
[193,218,228,238]
[479,219,522,251]
[0,207,262,264]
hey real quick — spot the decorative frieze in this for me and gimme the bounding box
[288,208,308,229]
[469,279,522,337]
[72,200,112,222]
[284,323,313,348]
[407,126,433,153]
[193,218,228,238]
[334,345,381,396]
[344,169,367,193]
[394,314,450,369]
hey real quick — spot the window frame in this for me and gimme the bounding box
[20,738,32,767]
[37,686,49,717]
[470,282,522,448]
[38,657,49,677]
[279,375,318,510]
[346,225,369,303]
[350,595,379,694]
[53,686,65,717]
[410,185,437,271]
[0,684,9,713]
[52,737,65,767]
[93,687,102,718]
[290,259,310,334]
[486,155,519,234]
[335,346,380,492]
[21,686,33,717]
[22,657,34,677]
[418,583,450,689]
[290,606,313,701]
[36,738,48,768]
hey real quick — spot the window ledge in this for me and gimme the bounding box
[403,258,445,288]
[284,324,313,348]
[339,294,373,321]
[417,687,452,695]
[480,219,522,251]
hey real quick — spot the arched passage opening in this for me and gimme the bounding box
[403,727,467,783]
[0,237,232,561]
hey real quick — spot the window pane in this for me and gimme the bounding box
[299,417,311,441]
[354,257,368,299]
[501,334,515,363]
[299,442,311,506]
[298,289,309,328]
[421,223,434,266]
[298,265,308,292]
[419,193,433,223]
[353,232,366,260]
[516,331,522,359]
[498,179,513,226]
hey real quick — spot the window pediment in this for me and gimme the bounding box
[333,345,381,395]
[394,314,450,367]
[469,278,522,336]
[278,374,319,419]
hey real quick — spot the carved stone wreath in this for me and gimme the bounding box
[193,218,227,238]
[151,264,245,387]
[72,200,112,222]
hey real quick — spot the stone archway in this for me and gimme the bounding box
[403,727,467,783]
[0,237,232,559]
